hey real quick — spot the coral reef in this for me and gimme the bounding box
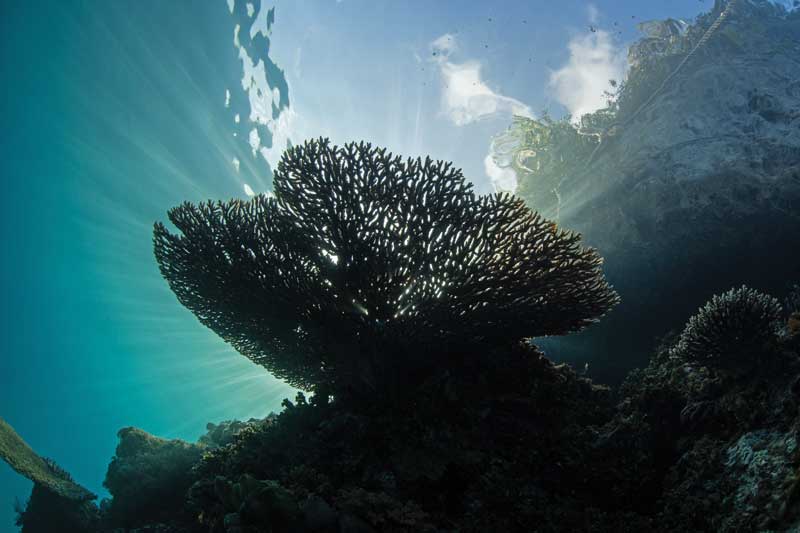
[102,427,205,529]
[8,112,800,531]
[181,342,618,532]
[597,318,800,532]
[672,285,784,370]
[19,294,794,532]
[154,138,618,398]
[198,418,276,450]
[6,275,800,531]
[5,2,800,532]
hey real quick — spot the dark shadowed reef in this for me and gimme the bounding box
[7,290,800,532]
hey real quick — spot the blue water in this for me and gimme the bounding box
[0,1,715,530]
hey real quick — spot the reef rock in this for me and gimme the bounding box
[593,320,800,532]
[102,427,204,529]
[0,417,100,532]
[0,417,95,502]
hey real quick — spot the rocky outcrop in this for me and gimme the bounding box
[515,0,800,382]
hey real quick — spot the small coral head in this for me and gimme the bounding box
[674,285,783,370]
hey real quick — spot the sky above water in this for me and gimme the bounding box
[0,0,724,529]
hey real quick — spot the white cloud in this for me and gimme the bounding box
[232,157,240,172]
[430,34,532,126]
[549,28,627,121]
[428,33,534,192]
[483,153,517,192]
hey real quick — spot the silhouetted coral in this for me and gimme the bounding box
[672,286,783,370]
[154,138,618,396]
[15,484,100,533]
[11,307,800,532]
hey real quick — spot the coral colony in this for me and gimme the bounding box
[154,139,618,398]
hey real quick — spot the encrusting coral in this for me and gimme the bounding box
[154,138,619,398]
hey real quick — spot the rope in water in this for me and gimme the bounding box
[580,0,740,167]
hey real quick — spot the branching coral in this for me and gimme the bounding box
[673,286,783,368]
[154,138,618,395]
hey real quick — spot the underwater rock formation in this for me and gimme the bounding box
[102,427,205,529]
[507,0,800,382]
[154,138,618,398]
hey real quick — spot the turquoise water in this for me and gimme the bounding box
[0,2,296,528]
[0,1,719,530]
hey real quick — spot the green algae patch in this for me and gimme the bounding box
[0,417,95,501]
